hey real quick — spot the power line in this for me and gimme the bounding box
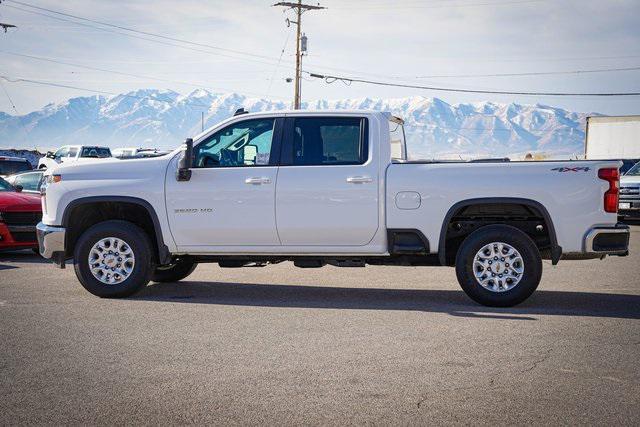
[4,2,388,82]
[414,66,640,79]
[3,1,388,82]
[0,76,31,146]
[265,28,292,100]
[0,50,288,100]
[0,75,213,109]
[5,0,640,100]
[7,0,637,84]
[0,75,567,134]
[332,0,546,10]
[0,78,19,114]
[4,0,283,63]
[2,3,288,70]
[307,72,640,97]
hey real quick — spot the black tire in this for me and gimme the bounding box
[455,224,542,307]
[73,220,155,298]
[151,257,197,283]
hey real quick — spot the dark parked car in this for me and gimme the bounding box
[620,159,640,175]
[0,156,32,177]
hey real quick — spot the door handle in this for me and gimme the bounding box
[245,177,271,185]
[346,176,373,184]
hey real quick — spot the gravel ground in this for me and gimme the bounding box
[1,226,639,425]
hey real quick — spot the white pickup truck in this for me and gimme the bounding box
[37,110,630,307]
[38,145,112,170]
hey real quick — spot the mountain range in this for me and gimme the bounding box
[0,89,594,159]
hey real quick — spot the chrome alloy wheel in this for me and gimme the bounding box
[473,242,524,293]
[88,237,135,285]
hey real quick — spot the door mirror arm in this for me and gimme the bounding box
[177,138,193,181]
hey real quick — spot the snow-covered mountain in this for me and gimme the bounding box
[0,89,593,159]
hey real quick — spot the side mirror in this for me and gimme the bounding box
[15,185,23,192]
[46,151,55,159]
[243,145,258,165]
[177,138,193,181]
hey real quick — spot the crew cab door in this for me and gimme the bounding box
[275,116,379,246]
[165,117,283,247]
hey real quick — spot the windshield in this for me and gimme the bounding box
[625,162,640,176]
[0,160,31,175]
[80,147,112,158]
[0,177,15,192]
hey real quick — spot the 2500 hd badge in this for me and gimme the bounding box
[174,208,213,214]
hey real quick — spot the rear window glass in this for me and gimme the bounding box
[0,160,32,175]
[81,147,112,158]
[389,120,406,160]
[292,117,366,165]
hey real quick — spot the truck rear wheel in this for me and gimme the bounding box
[73,220,154,298]
[455,225,542,307]
[151,257,197,283]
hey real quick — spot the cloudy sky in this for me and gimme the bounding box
[0,0,639,115]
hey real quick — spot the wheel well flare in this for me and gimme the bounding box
[440,201,557,266]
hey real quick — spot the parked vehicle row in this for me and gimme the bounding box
[36,110,630,307]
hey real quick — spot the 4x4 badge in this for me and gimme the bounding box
[551,167,591,172]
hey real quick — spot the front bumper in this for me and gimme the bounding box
[584,223,630,256]
[0,222,38,250]
[36,222,66,267]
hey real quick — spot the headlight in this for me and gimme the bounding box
[40,174,61,195]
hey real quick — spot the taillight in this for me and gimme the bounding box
[598,168,620,213]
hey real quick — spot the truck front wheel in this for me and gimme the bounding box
[151,257,197,283]
[73,220,155,298]
[455,225,542,307]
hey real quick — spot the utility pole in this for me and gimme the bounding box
[273,1,325,109]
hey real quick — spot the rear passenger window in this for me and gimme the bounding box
[291,117,367,165]
[67,147,79,158]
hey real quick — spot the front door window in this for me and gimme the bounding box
[194,118,275,168]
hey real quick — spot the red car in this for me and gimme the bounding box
[0,177,42,251]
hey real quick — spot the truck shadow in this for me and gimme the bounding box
[134,281,640,321]
[0,250,48,269]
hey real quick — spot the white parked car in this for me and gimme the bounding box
[4,170,44,194]
[38,145,112,170]
[37,110,630,307]
[113,147,169,159]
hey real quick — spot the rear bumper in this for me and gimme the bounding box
[583,223,630,256]
[36,222,66,267]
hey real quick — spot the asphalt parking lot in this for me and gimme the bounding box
[1,226,639,425]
